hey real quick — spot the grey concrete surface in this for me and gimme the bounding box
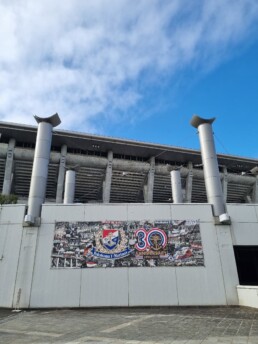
[0,306,258,344]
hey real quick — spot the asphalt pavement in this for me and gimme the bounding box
[0,306,258,344]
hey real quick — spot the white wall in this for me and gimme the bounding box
[2,203,258,308]
[237,285,258,308]
[29,203,238,308]
[228,204,258,245]
[0,205,25,308]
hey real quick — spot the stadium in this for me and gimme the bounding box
[1,116,257,205]
[0,114,257,309]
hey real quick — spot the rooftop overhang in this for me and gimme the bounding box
[0,120,257,172]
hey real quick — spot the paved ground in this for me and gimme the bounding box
[0,307,258,344]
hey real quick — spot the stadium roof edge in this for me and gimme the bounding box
[0,120,257,170]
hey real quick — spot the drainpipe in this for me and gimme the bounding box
[24,114,61,225]
[56,144,67,203]
[190,115,230,223]
[2,138,16,195]
[64,169,76,204]
[170,170,183,203]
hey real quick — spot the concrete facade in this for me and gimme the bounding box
[1,202,258,309]
[1,120,258,205]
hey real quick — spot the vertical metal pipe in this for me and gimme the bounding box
[190,115,226,217]
[185,162,193,203]
[170,170,183,203]
[25,114,61,224]
[56,145,67,203]
[2,138,15,195]
[64,170,76,204]
[103,151,113,203]
[145,156,155,203]
[222,166,228,203]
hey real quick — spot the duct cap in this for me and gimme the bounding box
[190,115,215,128]
[219,213,230,224]
[66,164,80,172]
[166,164,183,172]
[34,113,61,127]
[24,214,35,225]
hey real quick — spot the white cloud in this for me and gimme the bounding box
[0,0,258,132]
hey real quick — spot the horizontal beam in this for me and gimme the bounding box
[0,146,256,188]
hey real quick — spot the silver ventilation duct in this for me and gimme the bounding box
[170,170,183,203]
[64,169,76,204]
[2,138,15,195]
[24,114,61,225]
[103,151,113,203]
[191,115,229,221]
[56,144,67,203]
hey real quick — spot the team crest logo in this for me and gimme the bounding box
[92,228,132,259]
[102,229,119,250]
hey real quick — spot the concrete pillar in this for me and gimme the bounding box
[252,175,258,203]
[12,227,39,308]
[56,145,67,203]
[191,115,227,219]
[103,151,113,203]
[185,162,193,203]
[24,114,61,224]
[64,169,76,204]
[2,138,15,195]
[144,156,155,203]
[222,166,228,203]
[170,170,183,203]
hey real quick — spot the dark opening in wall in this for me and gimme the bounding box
[234,246,258,285]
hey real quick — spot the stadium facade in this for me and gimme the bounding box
[0,114,258,309]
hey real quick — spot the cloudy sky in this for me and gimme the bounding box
[1,0,258,157]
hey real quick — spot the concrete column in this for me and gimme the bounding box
[12,227,39,308]
[222,166,228,203]
[216,225,239,304]
[191,115,227,219]
[64,169,76,204]
[2,138,15,195]
[252,175,258,203]
[185,162,193,203]
[56,145,67,203]
[103,151,113,203]
[144,156,155,203]
[24,114,61,224]
[170,170,183,203]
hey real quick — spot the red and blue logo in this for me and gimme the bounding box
[102,229,119,250]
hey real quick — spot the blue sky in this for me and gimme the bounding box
[1,1,258,158]
[109,38,258,158]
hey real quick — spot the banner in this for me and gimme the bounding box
[51,220,204,268]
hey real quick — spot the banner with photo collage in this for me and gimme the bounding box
[51,220,204,268]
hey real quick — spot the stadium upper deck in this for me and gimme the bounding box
[0,120,257,204]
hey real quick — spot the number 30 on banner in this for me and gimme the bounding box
[135,228,167,251]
